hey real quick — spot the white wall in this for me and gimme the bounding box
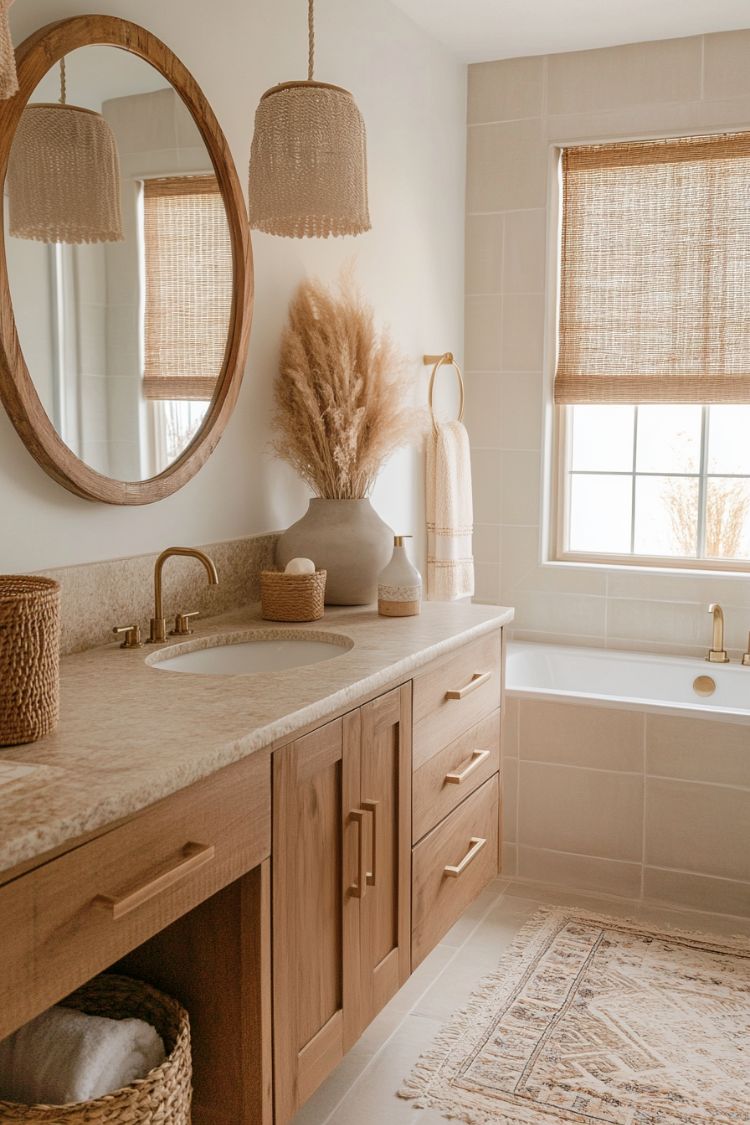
[0,0,466,572]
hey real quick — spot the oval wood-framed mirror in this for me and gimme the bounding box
[0,16,253,504]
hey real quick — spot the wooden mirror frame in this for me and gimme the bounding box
[0,16,253,504]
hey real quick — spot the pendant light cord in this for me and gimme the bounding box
[59,57,66,105]
[307,0,315,80]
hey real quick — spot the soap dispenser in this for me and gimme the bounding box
[378,535,422,617]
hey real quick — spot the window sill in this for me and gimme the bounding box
[548,553,750,579]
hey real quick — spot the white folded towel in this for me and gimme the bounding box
[426,420,475,600]
[0,1004,165,1105]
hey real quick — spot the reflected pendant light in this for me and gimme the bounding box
[248,0,370,238]
[0,0,18,100]
[7,57,124,244]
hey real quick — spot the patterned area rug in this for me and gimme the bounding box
[400,906,750,1124]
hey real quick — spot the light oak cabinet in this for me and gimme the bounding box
[272,684,412,1124]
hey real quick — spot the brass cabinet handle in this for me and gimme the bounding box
[444,836,487,878]
[363,799,378,887]
[351,809,368,899]
[93,842,215,920]
[445,671,492,700]
[445,748,491,785]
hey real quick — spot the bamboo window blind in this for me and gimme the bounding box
[555,132,750,405]
[142,175,232,402]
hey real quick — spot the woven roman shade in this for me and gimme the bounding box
[555,132,750,405]
[142,175,232,402]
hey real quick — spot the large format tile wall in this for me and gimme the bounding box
[502,698,750,917]
[466,30,750,658]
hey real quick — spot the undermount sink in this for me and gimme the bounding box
[147,629,353,676]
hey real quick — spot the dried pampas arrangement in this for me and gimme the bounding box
[273,274,422,499]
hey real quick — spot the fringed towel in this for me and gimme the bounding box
[426,420,474,600]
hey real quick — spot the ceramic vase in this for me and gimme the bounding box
[276,498,393,606]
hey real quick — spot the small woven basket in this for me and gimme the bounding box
[0,974,192,1123]
[0,576,61,747]
[260,569,326,622]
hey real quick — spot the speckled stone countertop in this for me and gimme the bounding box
[0,601,513,877]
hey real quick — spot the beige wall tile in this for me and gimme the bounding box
[464,373,501,448]
[703,30,750,101]
[547,36,702,116]
[646,714,750,788]
[500,450,540,525]
[502,756,518,840]
[644,867,750,918]
[473,521,501,565]
[466,214,504,294]
[646,778,750,882]
[519,761,643,860]
[499,524,540,592]
[606,598,708,648]
[465,295,502,370]
[606,568,750,608]
[498,373,543,451]
[520,699,644,771]
[501,841,518,876]
[507,590,607,638]
[546,95,750,145]
[502,209,548,294]
[501,696,519,758]
[471,448,502,524]
[473,562,501,604]
[517,845,642,898]
[501,293,545,371]
[468,57,545,125]
[467,120,548,213]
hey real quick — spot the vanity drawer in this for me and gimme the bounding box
[411,774,499,968]
[412,710,500,844]
[0,749,270,1040]
[413,632,501,768]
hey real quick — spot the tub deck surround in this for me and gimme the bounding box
[0,600,513,878]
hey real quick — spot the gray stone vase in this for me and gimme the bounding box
[276,498,394,605]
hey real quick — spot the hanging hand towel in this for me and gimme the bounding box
[426,419,474,600]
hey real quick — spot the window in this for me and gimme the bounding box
[555,132,750,569]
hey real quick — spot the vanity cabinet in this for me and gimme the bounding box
[272,684,411,1124]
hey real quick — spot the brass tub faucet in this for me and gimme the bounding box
[706,603,730,664]
[147,547,219,644]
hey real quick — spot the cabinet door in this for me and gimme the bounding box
[359,683,412,1026]
[272,714,362,1124]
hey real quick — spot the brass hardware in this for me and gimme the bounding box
[706,603,730,663]
[445,671,492,700]
[93,842,215,920]
[351,809,367,899]
[693,675,717,697]
[424,352,465,431]
[170,611,199,637]
[444,836,487,878]
[445,748,491,785]
[112,623,143,649]
[147,547,219,644]
[742,633,750,666]
[363,799,378,887]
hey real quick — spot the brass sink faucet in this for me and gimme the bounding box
[147,546,219,644]
[706,603,730,664]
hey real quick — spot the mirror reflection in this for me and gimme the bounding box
[5,46,233,482]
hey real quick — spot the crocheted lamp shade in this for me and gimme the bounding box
[7,102,124,244]
[0,0,18,100]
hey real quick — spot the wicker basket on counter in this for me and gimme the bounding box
[0,575,60,747]
[260,569,326,622]
[0,974,192,1124]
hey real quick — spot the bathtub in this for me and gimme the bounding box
[506,641,750,719]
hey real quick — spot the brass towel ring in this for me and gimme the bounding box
[424,352,465,432]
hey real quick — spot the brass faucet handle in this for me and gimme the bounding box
[113,624,143,649]
[742,633,750,667]
[170,611,199,637]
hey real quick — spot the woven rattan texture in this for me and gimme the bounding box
[0,576,60,747]
[556,131,750,404]
[0,974,191,1123]
[260,569,326,621]
[8,104,123,244]
[248,84,370,238]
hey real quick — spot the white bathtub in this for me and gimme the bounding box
[506,641,750,719]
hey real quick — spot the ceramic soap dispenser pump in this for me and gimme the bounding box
[378,535,422,617]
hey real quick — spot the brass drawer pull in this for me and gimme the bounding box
[351,809,368,899]
[93,841,215,920]
[363,799,378,887]
[445,671,492,700]
[445,748,491,785]
[444,836,486,878]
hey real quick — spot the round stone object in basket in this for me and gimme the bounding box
[277,498,392,606]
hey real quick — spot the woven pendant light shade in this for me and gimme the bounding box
[8,59,124,245]
[248,1,370,238]
[0,0,18,101]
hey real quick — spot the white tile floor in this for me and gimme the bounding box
[292,877,750,1124]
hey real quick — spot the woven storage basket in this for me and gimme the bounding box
[260,569,326,622]
[0,576,60,747]
[0,974,191,1123]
